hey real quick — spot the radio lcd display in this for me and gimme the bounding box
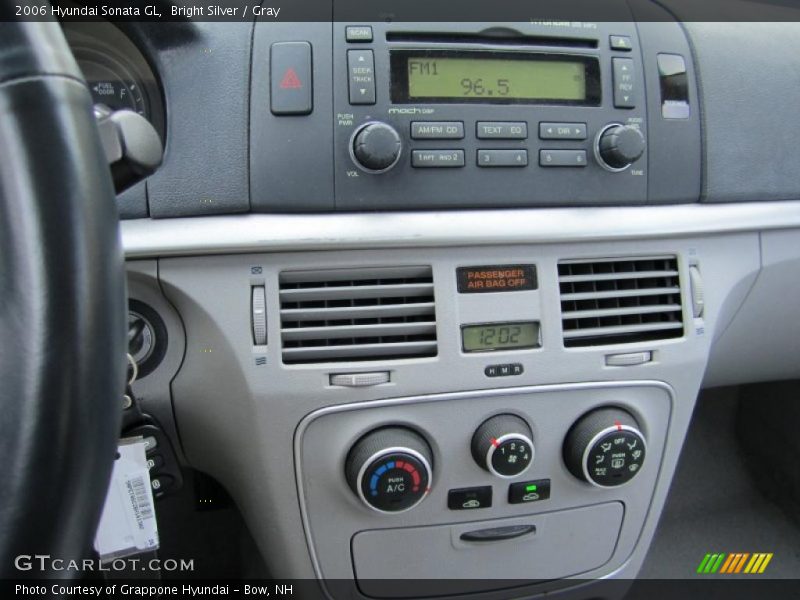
[461,321,541,353]
[391,50,601,105]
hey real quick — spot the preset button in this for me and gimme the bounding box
[477,149,528,168]
[539,149,587,168]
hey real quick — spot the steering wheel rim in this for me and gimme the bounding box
[0,17,126,576]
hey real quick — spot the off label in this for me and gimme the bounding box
[456,264,538,293]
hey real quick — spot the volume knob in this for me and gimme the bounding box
[596,124,645,171]
[350,121,402,173]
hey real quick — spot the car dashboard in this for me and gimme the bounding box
[70,5,800,597]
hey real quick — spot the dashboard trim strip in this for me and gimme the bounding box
[121,201,800,258]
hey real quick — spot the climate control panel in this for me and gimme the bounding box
[343,406,649,514]
[299,383,671,584]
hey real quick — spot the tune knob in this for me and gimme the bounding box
[596,124,646,171]
[563,407,646,488]
[471,414,535,478]
[345,427,433,513]
[350,121,402,173]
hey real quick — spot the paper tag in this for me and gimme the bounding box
[94,438,159,562]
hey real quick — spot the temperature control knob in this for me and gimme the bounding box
[345,427,433,513]
[596,124,646,171]
[350,121,402,173]
[471,414,534,478]
[563,407,646,488]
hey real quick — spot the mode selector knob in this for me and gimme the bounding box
[471,414,535,478]
[596,124,646,171]
[350,121,402,173]
[563,407,647,488]
[345,427,433,513]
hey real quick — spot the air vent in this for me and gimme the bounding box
[558,256,684,348]
[279,266,437,364]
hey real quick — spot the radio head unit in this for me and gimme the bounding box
[250,18,702,211]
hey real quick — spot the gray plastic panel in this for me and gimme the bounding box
[352,503,623,594]
[154,232,758,581]
[126,260,188,463]
[137,23,252,217]
[251,22,335,211]
[299,384,669,584]
[683,23,800,203]
[117,181,148,219]
[704,229,800,387]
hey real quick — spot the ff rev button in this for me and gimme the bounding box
[270,41,313,115]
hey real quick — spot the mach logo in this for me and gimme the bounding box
[697,552,773,574]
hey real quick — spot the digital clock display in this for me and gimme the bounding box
[462,322,540,353]
[391,51,600,105]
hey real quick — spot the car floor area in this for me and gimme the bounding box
[640,386,800,578]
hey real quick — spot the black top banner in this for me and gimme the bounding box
[3,0,800,22]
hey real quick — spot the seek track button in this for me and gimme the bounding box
[539,122,587,140]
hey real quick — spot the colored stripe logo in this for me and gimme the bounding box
[696,552,773,574]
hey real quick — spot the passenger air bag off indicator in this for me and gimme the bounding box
[457,264,537,293]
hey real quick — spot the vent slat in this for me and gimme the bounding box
[561,304,682,320]
[281,303,435,322]
[279,266,437,364]
[280,266,431,284]
[563,322,684,340]
[279,283,433,302]
[558,270,679,283]
[558,256,684,348]
[282,341,438,362]
[560,287,680,302]
[281,322,437,342]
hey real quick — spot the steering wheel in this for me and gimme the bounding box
[0,18,127,575]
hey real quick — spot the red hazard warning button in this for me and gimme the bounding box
[270,41,312,115]
[279,67,302,89]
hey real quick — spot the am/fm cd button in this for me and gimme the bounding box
[411,121,465,140]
